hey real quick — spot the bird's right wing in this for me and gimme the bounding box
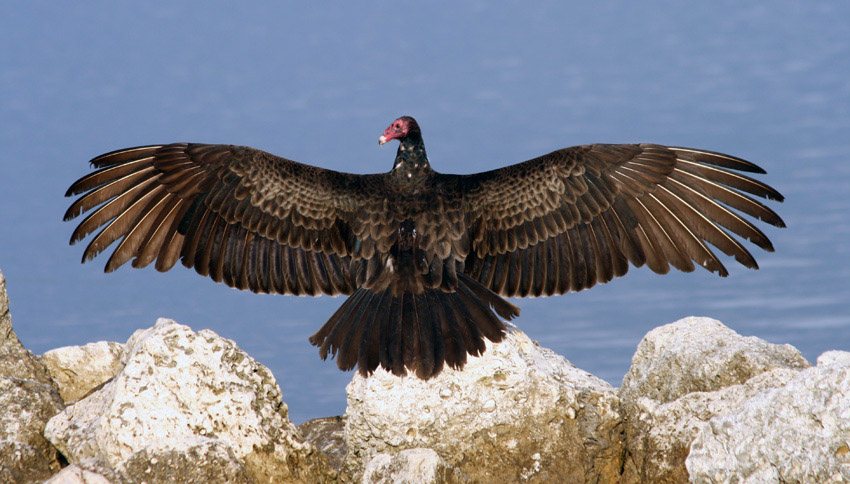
[454,144,785,297]
[65,143,383,296]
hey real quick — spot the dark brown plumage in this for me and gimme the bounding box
[64,115,785,379]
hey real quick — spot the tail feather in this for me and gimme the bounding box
[338,288,377,370]
[309,273,520,379]
[455,281,505,343]
[315,287,368,360]
[462,272,522,320]
[357,289,386,375]
[447,291,486,357]
[423,290,447,376]
[437,290,468,370]
[388,294,404,375]
[377,290,394,372]
[413,292,436,378]
[401,294,418,370]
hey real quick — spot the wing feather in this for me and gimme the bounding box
[458,143,784,297]
[65,143,370,296]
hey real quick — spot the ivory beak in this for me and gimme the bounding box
[378,135,388,146]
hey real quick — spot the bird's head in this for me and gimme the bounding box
[379,116,421,146]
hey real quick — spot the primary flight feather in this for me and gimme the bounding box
[64,116,785,379]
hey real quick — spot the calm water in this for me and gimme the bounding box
[2,2,848,423]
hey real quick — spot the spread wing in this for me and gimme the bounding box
[457,144,785,297]
[64,143,384,296]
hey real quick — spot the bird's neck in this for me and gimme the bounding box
[392,137,431,181]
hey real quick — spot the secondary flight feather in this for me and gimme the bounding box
[64,116,785,378]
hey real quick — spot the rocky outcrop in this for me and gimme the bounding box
[619,317,810,483]
[620,317,809,405]
[48,440,255,484]
[0,269,65,484]
[687,350,850,483]
[44,318,337,483]
[119,436,255,484]
[0,378,65,478]
[41,341,124,403]
[2,267,847,483]
[344,326,624,483]
[361,448,472,484]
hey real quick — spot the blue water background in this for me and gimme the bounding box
[2,2,848,423]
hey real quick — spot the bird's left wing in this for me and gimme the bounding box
[452,144,785,297]
[65,143,380,296]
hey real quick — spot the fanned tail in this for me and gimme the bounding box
[308,273,520,379]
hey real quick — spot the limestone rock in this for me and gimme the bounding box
[45,318,336,483]
[299,416,347,471]
[620,317,809,405]
[686,350,850,483]
[619,317,810,483]
[0,377,65,483]
[621,368,800,483]
[0,269,56,386]
[43,463,115,484]
[0,269,65,483]
[119,436,252,484]
[0,440,60,484]
[0,377,64,460]
[41,341,124,403]
[344,326,623,483]
[361,448,471,484]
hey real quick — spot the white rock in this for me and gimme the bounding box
[41,341,124,403]
[620,317,810,483]
[0,377,64,482]
[687,350,850,484]
[0,377,64,451]
[818,350,850,368]
[621,317,809,404]
[344,326,623,483]
[0,269,65,483]
[623,368,800,483]
[43,464,115,484]
[0,440,61,484]
[120,435,252,484]
[45,318,334,483]
[361,448,471,484]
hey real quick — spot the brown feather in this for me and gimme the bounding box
[90,146,161,168]
[68,172,159,241]
[82,183,164,264]
[65,157,155,198]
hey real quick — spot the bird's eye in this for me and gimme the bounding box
[394,123,401,129]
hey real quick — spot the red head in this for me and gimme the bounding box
[379,116,421,146]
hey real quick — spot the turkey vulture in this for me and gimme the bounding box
[64,116,785,379]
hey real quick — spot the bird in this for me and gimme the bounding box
[64,116,785,379]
